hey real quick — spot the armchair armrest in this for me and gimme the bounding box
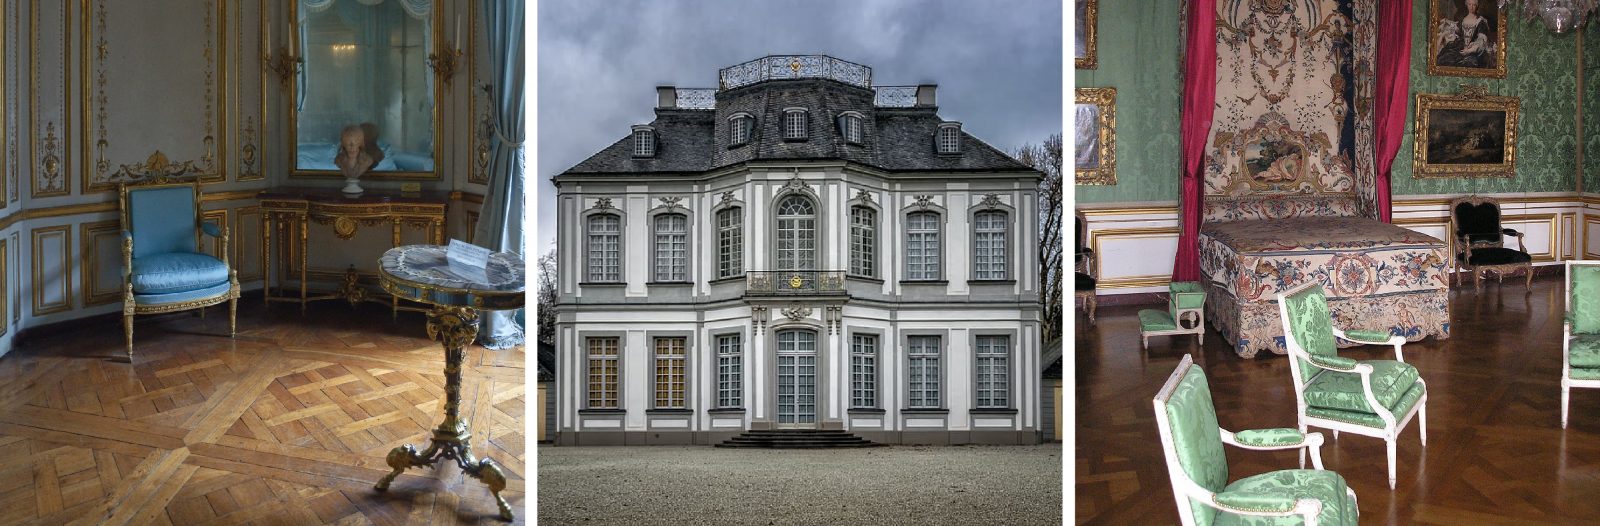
[1333,327,1408,362]
[201,221,223,238]
[1502,228,1523,237]
[1221,428,1327,470]
[1212,492,1323,520]
[1307,354,1361,372]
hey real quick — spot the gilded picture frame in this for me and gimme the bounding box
[1427,0,1507,79]
[1075,0,1097,69]
[1075,87,1116,185]
[1412,87,1519,179]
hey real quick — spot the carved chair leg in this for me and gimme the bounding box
[230,297,238,337]
[1526,264,1534,290]
[124,314,134,362]
[1088,295,1097,325]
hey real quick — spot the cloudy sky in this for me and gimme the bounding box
[534,0,1063,256]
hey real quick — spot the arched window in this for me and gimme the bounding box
[783,108,808,140]
[849,205,876,278]
[974,210,1008,280]
[729,113,755,147]
[717,207,743,278]
[631,126,655,157]
[776,195,817,271]
[936,122,962,154]
[905,211,941,280]
[586,214,620,282]
[839,111,864,144]
[653,213,688,282]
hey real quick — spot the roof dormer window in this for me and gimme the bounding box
[839,111,865,145]
[783,108,809,140]
[936,122,962,154]
[729,113,755,147]
[632,125,655,157]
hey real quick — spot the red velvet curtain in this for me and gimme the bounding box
[1173,0,1217,282]
[1373,0,1412,223]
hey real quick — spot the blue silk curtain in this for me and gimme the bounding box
[472,0,525,349]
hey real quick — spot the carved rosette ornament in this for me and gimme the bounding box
[979,194,1003,209]
[39,122,62,194]
[782,304,812,321]
[913,194,936,209]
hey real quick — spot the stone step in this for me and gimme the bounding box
[715,429,884,449]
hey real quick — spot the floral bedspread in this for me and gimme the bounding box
[1200,217,1451,358]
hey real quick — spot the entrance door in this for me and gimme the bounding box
[775,330,817,428]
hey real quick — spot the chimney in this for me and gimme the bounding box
[657,86,677,109]
[915,84,937,107]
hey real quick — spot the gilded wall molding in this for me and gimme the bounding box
[30,225,71,315]
[79,220,121,306]
[234,205,261,282]
[468,0,488,185]
[31,0,69,198]
[239,116,260,180]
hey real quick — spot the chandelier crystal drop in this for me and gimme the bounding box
[1500,0,1600,34]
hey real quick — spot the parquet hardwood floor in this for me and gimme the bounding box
[0,300,525,525]
[1076,276,1600,525]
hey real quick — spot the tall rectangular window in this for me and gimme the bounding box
[784,110,808,139]
[975,335,1010,408]
[974,211,1008,280]
[654,337,687,409]
[586,214,620,282]
[850,206,876,278]
[586,337,619,409]
[717,334,742,408]
[851,334,878,408]
[653,214,687,282]
[907,335,941,408]
[717,208,742,278]
[906,212,941,280]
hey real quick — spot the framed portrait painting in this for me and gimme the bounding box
[1075,87,1116,185]
[1428,0,1507,78]
[1075,0,1097,69]
[1412,88,1519,178]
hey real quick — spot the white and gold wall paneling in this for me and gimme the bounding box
[78,218,120,306]
[29,223,71,316]
[1082,194,1590,295]
[5,0,15,205]
[234,0,264,183]
[465,0,490,190]
[84,0,227,192]
[30,0,71,198]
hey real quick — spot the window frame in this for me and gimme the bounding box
[630,125,655,157]
[652,336,688,410]
[839,111,865,144]
[651,212,689,283]
[936,122,962,154]
[973,334,1011,409]
[585,336,621,409]
[716,206,743,279]
[849,204,877,279]
[904,210,943,281]
[774,194,819,272]
[581,208,624,284]
[729,112,755,147]
[850,333,879,409]
[782,108,809,141]
[903,332,945,410]
[972,209,1010,281]
[715,333,744,409]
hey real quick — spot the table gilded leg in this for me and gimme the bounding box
[392,219,402,320]
[374,306,512,521]
[263,213,273,307]
[299,213,308,315]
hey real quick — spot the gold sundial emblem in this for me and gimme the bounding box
[789,274,804,289]
[789,59,802,73]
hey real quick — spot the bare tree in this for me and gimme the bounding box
[1016,134,1063,344]
[536,247,557,346]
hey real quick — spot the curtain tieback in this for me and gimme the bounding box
[493,126,525,149]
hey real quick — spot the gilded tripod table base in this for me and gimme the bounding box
[374,246,525,522]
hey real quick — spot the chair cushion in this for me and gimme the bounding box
[1571,367,1600,381]
[1076,272,1097,291]
[1571,335,1600,368]
[1571,266,1600,334]
[1214,470,1357,526]
[133,281,232,306]
[127,186,198,258]
[131,252,229,295]
[1139,309,1177,332]
[1464,232,1503,245]
[1467,247,1531,265]
[1303,360,1419,414]
[1305,380,1425,429]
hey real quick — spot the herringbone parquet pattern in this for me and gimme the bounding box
[0,300,525,525]
[1076,276,1600,525]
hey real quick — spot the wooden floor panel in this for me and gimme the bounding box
[1076,277,1600,525]
[0,300,525,525]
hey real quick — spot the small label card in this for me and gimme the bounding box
[445,239,491,283]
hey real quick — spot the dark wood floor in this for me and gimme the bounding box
[0,298,525,525]
[1076,276,1600,525]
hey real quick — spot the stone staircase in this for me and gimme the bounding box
[714,429,884,448]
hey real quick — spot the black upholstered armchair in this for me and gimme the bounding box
[1076,210,1097,324]
[1450,195,1532,292]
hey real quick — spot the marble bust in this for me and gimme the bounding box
[335,123,384,196]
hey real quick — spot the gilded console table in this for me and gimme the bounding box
[373,245,524,521]
[259,188,447,315]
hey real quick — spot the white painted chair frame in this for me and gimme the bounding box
[1154,354,1357,526]
[1562,260,1600,428]
[1276,281,1427,490]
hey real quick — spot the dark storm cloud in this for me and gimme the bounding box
[535,0,1063,253]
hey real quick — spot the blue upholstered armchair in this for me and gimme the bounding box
[119,180,239,360]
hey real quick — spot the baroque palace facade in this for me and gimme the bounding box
[552,56,1042,445]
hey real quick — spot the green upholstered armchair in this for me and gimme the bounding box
[1155,354,1359,526]
[1562,261,1600,428]
[119,180,239,361]
[1276,282,1427,489]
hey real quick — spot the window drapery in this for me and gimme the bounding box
[471,0,525,348]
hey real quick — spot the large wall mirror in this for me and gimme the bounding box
[292,0,441,180]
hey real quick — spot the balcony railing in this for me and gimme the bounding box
[675,88,717,109]
[745,270,847,295]
[719,55,872,91]
[873,86,918,107]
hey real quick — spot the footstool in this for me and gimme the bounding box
[1139,281,1206,349]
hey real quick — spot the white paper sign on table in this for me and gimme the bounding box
[445,239,491,283]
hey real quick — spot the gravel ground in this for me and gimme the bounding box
[537,444,1063,525]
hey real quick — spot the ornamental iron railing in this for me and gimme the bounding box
[719,55,872,91]
[873,86,918,107]
[675,88,716,109]
[745,270,847,295]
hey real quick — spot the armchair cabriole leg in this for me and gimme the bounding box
[1563,381,1571,428]
[1387,438,1397,489]
[1420,401,1428,446]
[230,297,238,337]
[123,314,133,362]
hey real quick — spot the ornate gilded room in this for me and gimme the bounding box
[0,0,527,523]
[1076,0,1600,523]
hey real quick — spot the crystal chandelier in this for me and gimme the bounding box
[1500,0,1600,33]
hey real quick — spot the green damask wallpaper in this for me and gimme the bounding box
[1585,28,1600,193]
[1390,0,1580,195]
[1074,0,1182,204]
